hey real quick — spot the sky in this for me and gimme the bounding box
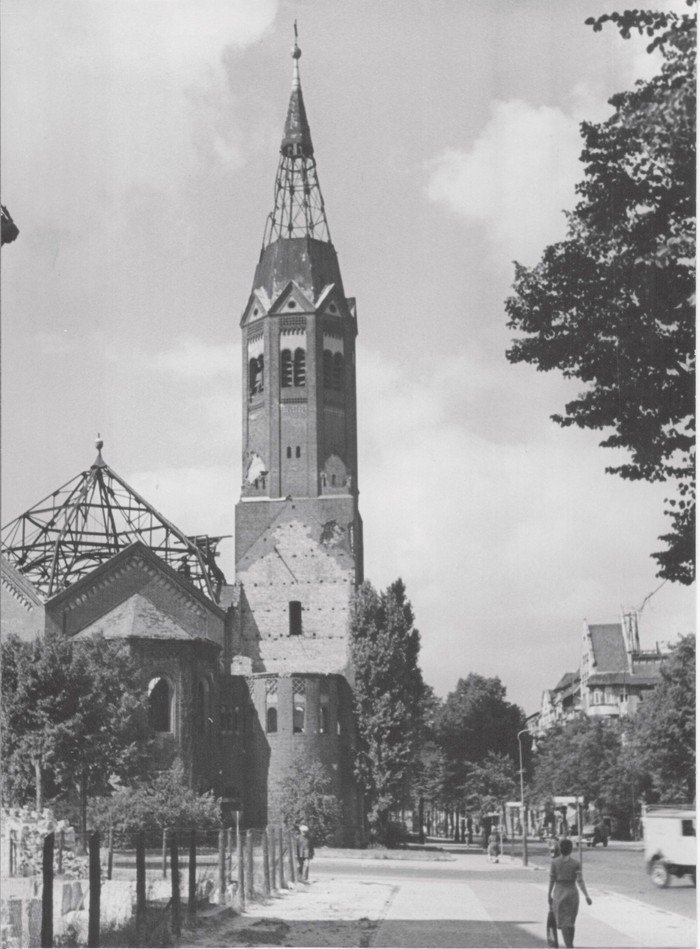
[1,0,695,715]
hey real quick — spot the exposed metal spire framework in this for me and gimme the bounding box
[262,24,331,246]
[1,437,228,603]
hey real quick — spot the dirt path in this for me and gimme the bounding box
[179,878,395,948]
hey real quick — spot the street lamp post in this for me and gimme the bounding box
[517,728,529,867]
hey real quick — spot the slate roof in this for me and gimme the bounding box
[72,592,216,645]
[588,623,628,671]
[554,671,579,692]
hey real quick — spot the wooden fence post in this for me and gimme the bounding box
[170,832,181,938]
[226,827,233,882]
[287,830,297,883]
[244,830,253,901]
[268,825,276,892]
[135,831,146,932]
[161,828,168,879]
[107,825,114,881]
[277,826,285,890]
[188,829,197,922]
[262,828,271,898]
[236,827,245,911]
[57,828,64,875]
[40,832,54,949]
[218,829,227,906]
[88,832,101,949]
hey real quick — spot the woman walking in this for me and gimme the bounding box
[547,837,592,948]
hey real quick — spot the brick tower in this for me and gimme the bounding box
[231,30,363,841]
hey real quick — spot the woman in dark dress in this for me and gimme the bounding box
[547,837,592,948]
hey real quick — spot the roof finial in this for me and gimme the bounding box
[92,433,106,469]
[291,20,301,89]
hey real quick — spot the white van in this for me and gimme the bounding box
[642,804,696,887]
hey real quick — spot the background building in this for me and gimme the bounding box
[531,612,667,735]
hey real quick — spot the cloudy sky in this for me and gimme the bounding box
[1,0,694,714]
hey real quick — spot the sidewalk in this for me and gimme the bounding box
[183,849,696,948]
[371,852,696,948]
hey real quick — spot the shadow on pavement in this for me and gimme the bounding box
[184,915,549,948]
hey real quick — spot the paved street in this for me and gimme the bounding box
[313,845,695,948]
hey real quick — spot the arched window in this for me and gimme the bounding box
[286,446,292,459]
[195,679,210,735]
[280,349,293,387]
[266,679,278,734]
[332,353,344,390]
[293,679,306,734]
[323,350,333,388]
[148,677,173,733]
[319,685,330,735]
[295,446,301,459]
[293,348,306,387]
[289,601,302,636]
[249,356,264,396]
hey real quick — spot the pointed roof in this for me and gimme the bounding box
[282,29,313,158]
[261,27,331,248]
[1,438,228,603]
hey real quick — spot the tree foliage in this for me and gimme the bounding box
[505,4,696,583]
[89,762,221,838]
[436,674,525,800]
[278,756,342,845]
[463,752,519,818]
[350,579,425,839]
[628,633,695,802]
[530,716,643,824]
[1,632,150,828]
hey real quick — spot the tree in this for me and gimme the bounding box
[350,579,425,842]
[1,632,150,838]
[436,674,525,801]
[505,5,696,583]
[462,752,519,819]
[629,634,695,802]
[89,762,221,840]
[530,716,643,827]
[278,756,342,845]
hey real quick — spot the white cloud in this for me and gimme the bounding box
[108,336,240,380]
[128,465,236,575]
[357,347,696,709]
[426,99,583,264]
[1,0,278,228]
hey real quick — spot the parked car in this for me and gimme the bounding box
[580,822,608,848]
[642,805,696,888]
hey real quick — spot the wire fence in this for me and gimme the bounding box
[2,824,300,947]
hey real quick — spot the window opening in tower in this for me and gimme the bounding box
[293,348,306,386]
[293,678,306,733]
[281,349,293,387]
[289,600,302,636]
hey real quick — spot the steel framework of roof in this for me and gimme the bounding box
[1,451,227,603]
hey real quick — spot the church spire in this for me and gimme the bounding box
[263,25,331,246]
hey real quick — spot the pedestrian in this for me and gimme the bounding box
[296,823,314,882]
[487,830,500,863]
[547,837,592,948]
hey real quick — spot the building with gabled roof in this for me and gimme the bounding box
[580,613,665,718]
[531,612,668,734]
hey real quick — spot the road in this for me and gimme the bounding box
[310,843,696,947]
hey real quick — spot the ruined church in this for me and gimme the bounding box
[1,36,364,843]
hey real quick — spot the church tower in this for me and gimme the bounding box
[231,31,363,841]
